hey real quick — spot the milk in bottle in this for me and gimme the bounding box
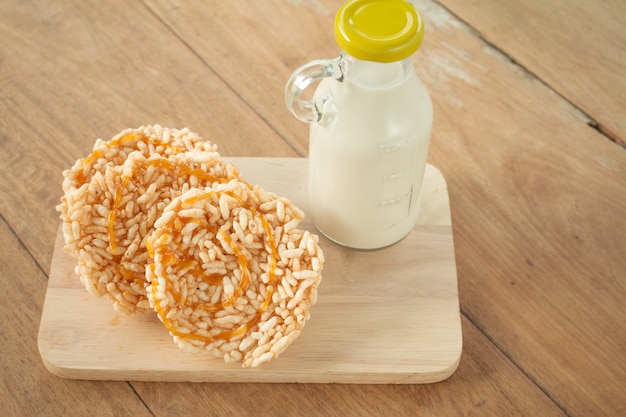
[285,0,433,249]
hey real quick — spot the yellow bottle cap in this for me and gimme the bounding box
[334,0,424,63]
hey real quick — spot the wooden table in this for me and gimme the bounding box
[1,0,624,415]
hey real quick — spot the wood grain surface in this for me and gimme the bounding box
[1,0,625,415]
[437,0,626,145]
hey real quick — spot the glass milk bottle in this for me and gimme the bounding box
[285,0,433,250]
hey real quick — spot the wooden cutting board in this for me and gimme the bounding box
[38,158,462,383]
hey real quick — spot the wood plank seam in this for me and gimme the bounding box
[1,213,51,277]
[127,383,157,417]
[430,0,625,149]
[140,1,308,157]
[460,308,573,417]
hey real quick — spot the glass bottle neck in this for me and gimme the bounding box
[338,52,414,87]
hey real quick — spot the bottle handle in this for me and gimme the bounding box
[285,57,343,124]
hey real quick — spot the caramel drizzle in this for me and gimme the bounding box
[148,189,278,343]
[76,132,238,296]
[75,132,231,250]
[107,158,228,253]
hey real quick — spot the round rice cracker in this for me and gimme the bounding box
[146,181,324,367]
[60,125,219,193]
[58,127,240,315]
